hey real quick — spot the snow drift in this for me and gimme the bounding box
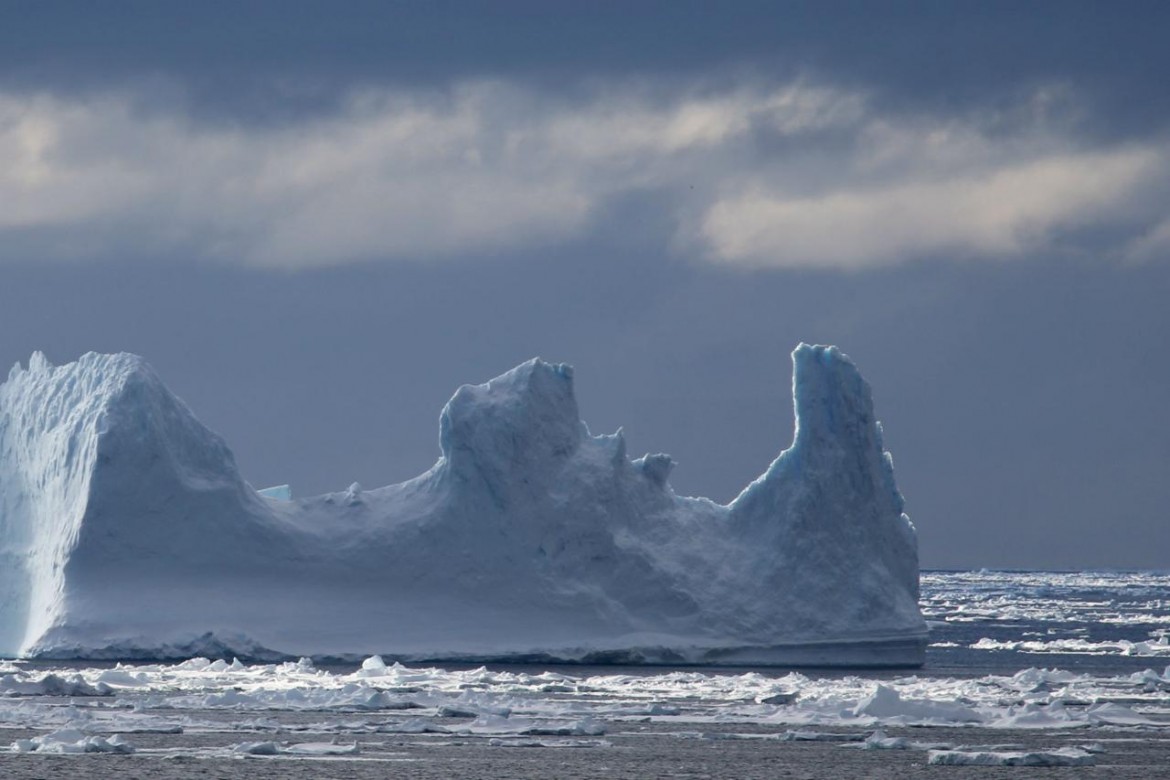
[0,345,925,665]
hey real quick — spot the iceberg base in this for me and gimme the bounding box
[29,633,928,669]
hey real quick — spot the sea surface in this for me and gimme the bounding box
[1,570,1168,777]
[921,569,1170,676]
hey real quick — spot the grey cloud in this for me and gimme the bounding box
[5,3,1169,132]
[1,78,1166,270]
[703,149,1163,269]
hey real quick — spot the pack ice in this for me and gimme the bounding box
[0,345,925,665]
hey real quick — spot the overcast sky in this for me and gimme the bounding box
[2,1,1168,569]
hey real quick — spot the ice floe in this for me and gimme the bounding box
[10,729,134,754]
[0,658,1167,737]
[927,747,1096,766]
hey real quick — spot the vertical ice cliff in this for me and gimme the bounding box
[0,353,281,657]
[730,345,920,642]
[0,351,102,656]
[0,345,926,665]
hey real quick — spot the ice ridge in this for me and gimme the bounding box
[0,345,926,665]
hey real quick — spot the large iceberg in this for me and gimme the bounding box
[0,345,926,665]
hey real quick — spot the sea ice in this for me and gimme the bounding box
[852,684,982,724]
[232,740,359,756]
[0,659,1168,740]
[10,729,134,754]
[927,747,1095,766]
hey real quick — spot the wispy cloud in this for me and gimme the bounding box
[703,149,1160,269]
[0,79,1164,269]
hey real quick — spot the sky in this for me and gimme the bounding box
[2,1,1168,569]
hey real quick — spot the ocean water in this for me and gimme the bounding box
[1,570,1168,775]
[923,570,1170,676]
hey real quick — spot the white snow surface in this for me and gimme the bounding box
[0,345,924,664]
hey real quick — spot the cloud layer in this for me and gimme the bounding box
[1,79,1165,269]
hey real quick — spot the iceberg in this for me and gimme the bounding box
[0,345,926,665]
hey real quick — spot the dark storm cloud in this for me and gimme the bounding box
[3,0,1169,134]
[3,77,1166,270]
[4,1,1170,270]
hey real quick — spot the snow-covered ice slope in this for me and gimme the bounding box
[0,345,925,665]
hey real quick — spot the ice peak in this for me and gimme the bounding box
[2,351,154,408]
[634,453,675,487]
[6,351,56,381]
[790,343,879,457]
[731,344,906,518]
[439,358,582,472]
[28,351,51,373]
[488,357,574,392]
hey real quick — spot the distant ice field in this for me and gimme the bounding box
[922,570,1170,676]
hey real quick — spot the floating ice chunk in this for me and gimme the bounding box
[781,730,866,742]
[1085,702,1158,726]
[349,691,423,711]
[859,729,914,749]
[358,655,387,676]
[94,669,149,687]
[459,714,605,737]
[175,658,215,671]
[282,741,360,756]
[852,684,982,723]
[11,729,134,754]
[680,732,785,741]
[1001,667,1082,693]
[992,702,1074,729]
[487,738,610,748]
[972,637,1170,657]
[374,717,449,734]
[277,656,315,673]
[0,672,111,697]
[757,691,797,705]
[928,748,1095,766]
